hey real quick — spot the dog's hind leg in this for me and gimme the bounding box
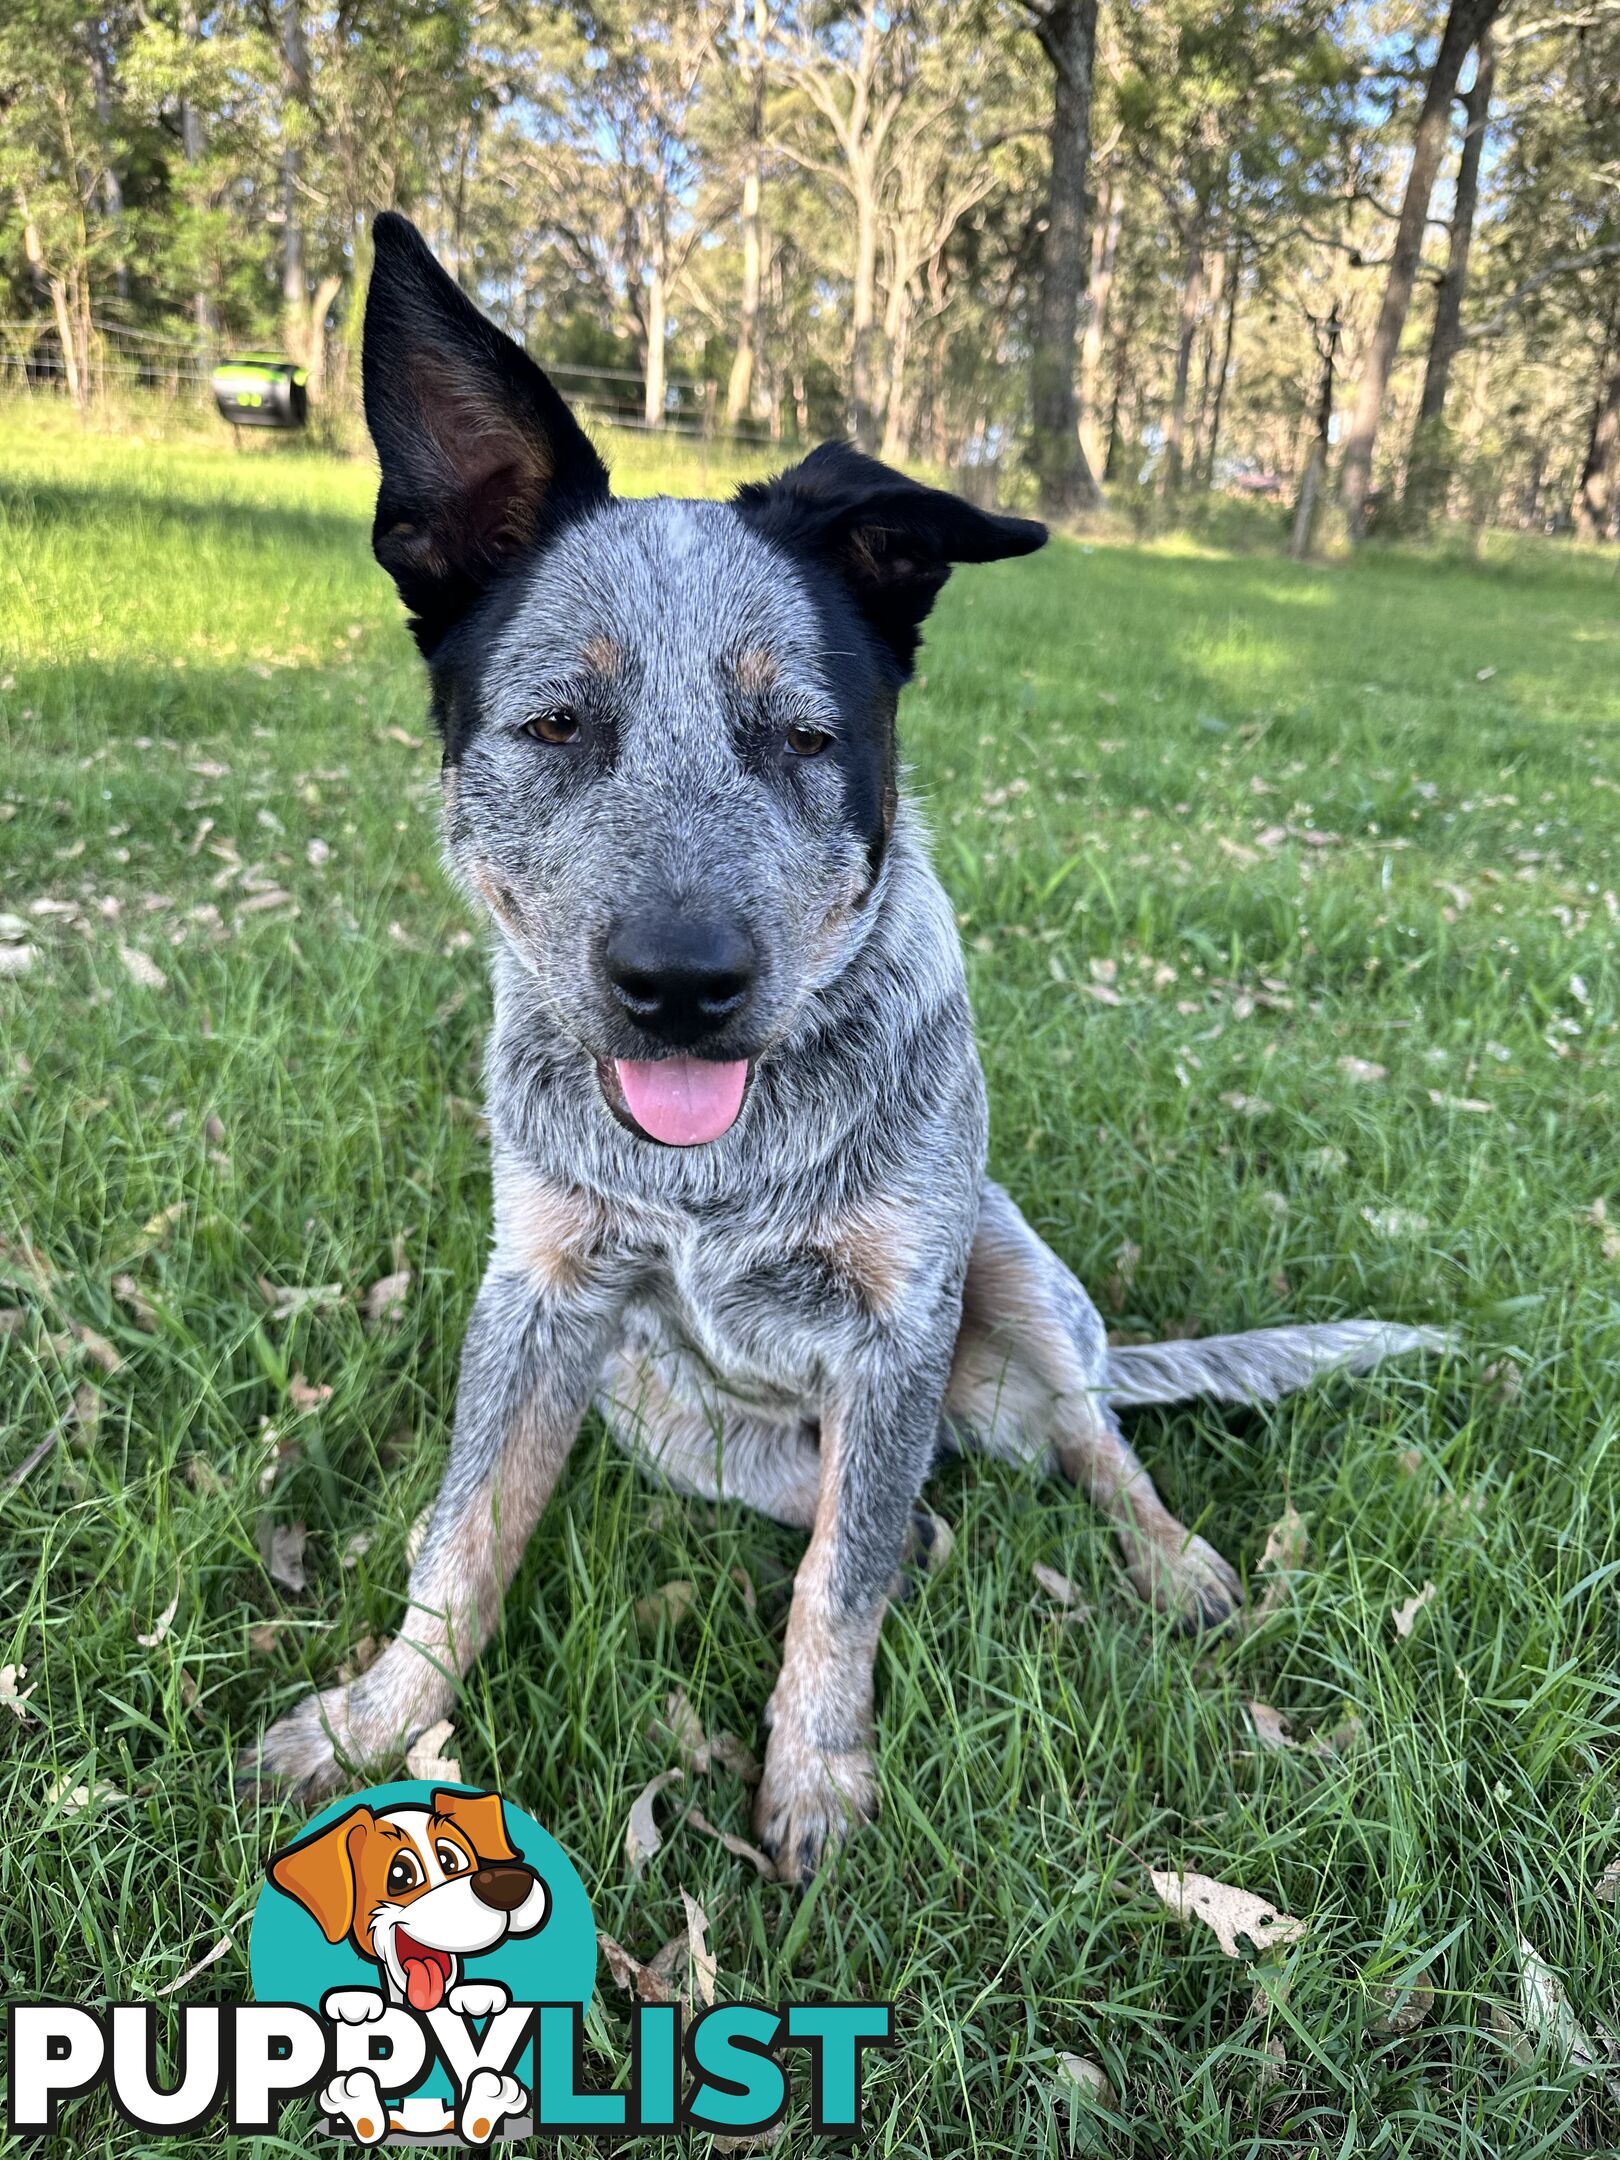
[239,1262,616,1803]
[948,1181,1242,1628]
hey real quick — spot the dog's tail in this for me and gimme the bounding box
[1103,1321,1454,1409]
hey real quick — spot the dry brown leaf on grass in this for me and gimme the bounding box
[635,1580,697,1634]
[406,1720,461,1783]
[1032,1562,1090,1617]
[681,1891,717,2009]
[118,945,168,992]
[153,1935,235,1998]
[46,1773,127,1816]
[113,1274,161,1332]
[258,1278,344,1321]
[685,1805,774,1879]
[601,1905,723,2019]
[1239,1504,1308,1632]
[1056,2054,1117,2107]
[1244,1701,1295,1751]
[711,2127,784,2154]
[1305,1712,1369,1759]
[597,1931,675,2006]
[1596,1860,1620,1904]
[363,1269,411,1325]
[624,1769,684,1871]
[652,1689,760,1784]
[135,1568,181,1648]
[1391,1581,1437,1637]
[1,1662,36,1721]
[70,1323,123,1375]
[1373,1980,1436,2035]
[337,1633,380,1683]
[1505,1935,1620,2101]
[267,1522,307,1594]
[1148,1869,1307,1959]
[287,1373,332,1413]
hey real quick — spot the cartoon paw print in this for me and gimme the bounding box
[319,2068,388,2146]
[459,2069,527,2146]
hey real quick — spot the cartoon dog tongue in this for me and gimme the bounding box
[616,1057,748,1146]
[403,1953,447,2011]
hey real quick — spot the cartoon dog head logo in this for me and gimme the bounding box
[269,1788,550,2014]
[251,1780,597,2146]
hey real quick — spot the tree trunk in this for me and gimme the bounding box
[178,0,216,352]
[1404,32,1493,524]
[86,22,129,304]
[850,179,881,449]
[1163,213,1205,495]
[1574,322,1620,542]
[725,0,769,431]
[1192,244,1227,484]
[1291,310,1341,560]
[879,278,914,460]
[279,0,310,360]
[1079,178,1121,474]
[1338,0,1501,536]
[1201,247,1241,488]
[1028,0,1103,516]
[305,270,343,403]
[644,267,669,427]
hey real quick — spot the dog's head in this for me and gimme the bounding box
[268,1788,549,2010]
[362,213,1045,1148]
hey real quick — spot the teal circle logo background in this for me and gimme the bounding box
[249,1780,597,2110]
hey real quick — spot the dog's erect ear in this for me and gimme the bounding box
[430,1787,518,1866]
[363,212,611,652]
[735,441,1046,678]
[268,1806,372,1943]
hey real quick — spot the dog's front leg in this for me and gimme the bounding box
[754,1323,953,1887]
[241,1264,616,1802]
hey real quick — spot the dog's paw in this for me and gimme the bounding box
[447,1980,510,2019]
[235,1685,355,1806]
[319,2069,388,2146]
[322,1987,388,2027]
[753,1727,877,1889]
[459,2069,527,2146]
[1125,1529,1242,1632]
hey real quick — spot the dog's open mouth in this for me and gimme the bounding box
[394,1928,454,2011]
[599,1056,751,1146]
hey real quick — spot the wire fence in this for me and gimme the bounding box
[0,317,778,443]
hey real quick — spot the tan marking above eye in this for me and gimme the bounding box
[580,633,623,676]
[734,646,780,695]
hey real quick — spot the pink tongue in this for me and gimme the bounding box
[615,1056,749,1146]
[404,1957,444,2012]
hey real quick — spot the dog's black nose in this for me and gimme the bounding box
[469,1863,536,1912]
[603,913,755,1045]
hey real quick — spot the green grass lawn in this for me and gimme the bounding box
[2,405,1619,2156]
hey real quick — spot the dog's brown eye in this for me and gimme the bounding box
[785,722,833,758]
[525,709,580,746]
[435,1840,467,1875]
[386,1853,422,1896]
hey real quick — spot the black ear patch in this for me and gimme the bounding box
[735,441,1046,678]
[363,212,611,653]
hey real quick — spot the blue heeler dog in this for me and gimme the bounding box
[243,215,1444,1883]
